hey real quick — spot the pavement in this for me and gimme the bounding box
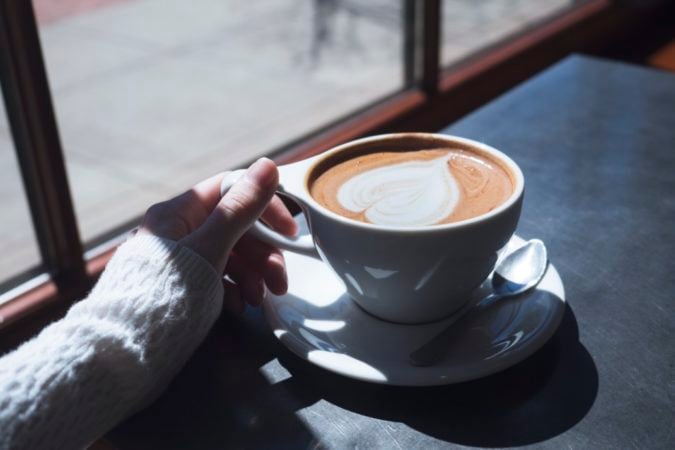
[1,0,572,284]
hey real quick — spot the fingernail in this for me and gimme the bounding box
[246,158,276,189]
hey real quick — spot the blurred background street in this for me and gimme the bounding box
[1,0,572,280]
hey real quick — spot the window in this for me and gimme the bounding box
[36,0,406,244]
[441,0,586,68]
[1,0,618,325]
[0,101,41,293]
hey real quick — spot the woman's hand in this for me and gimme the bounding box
[138,158,297,314]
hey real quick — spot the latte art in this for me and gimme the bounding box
[337,157,459,226]
[310,148,513,227]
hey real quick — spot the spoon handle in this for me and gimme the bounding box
[408,293,499,367]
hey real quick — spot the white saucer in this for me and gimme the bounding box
[264,231,566,386]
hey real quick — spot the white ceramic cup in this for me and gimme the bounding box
[221,133,524,324]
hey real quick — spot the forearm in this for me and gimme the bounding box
[0,236,223,450]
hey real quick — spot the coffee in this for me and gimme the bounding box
[309,148,513,227]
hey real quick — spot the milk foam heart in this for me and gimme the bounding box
[309,148,513,227]
[336,156,459,226]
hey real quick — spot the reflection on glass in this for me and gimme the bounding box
[0,102,41,286]
[441,0,578,67]
[34,0,404,243]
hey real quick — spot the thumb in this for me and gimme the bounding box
[181,158,279,272]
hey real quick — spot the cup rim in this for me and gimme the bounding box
[300,133,524,233]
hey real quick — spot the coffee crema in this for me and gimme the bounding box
[309,148,513,227]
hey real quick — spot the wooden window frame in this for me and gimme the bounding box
[0,0,670,346]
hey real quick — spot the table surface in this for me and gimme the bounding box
[107,55,675,449]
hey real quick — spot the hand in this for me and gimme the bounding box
[138,158,298,314]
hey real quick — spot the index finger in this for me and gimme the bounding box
[161,172,227,227]
[192,169,297,236]
[189,172,228,217]
[260,195,298,237]
[138,172,226,238]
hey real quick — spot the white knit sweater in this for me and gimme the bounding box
[0,236,223,450]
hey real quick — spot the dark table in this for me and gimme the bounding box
[107,55,675,449]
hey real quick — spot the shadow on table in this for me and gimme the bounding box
[106,299,596,448]
[277,303,598,447]
[106,310,322,450]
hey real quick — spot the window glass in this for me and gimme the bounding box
[0,102,42,287]
[441,0,579,67]
[35,0,405,242]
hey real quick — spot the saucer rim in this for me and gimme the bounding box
[264,235,566,386]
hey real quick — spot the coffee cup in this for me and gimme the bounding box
[221,133,524,324]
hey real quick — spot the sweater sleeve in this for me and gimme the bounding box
[0,235,223,450]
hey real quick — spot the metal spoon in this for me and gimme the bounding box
[408,239,548,367]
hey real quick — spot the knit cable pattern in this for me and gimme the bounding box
[0,236,223,450]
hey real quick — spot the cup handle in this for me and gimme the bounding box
[220,169,319,258]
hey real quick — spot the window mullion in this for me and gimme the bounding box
[420,0,441,96]
[404,0,441,95]
[0,0,87,290]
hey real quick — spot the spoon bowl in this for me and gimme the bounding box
[492,239,547,297]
